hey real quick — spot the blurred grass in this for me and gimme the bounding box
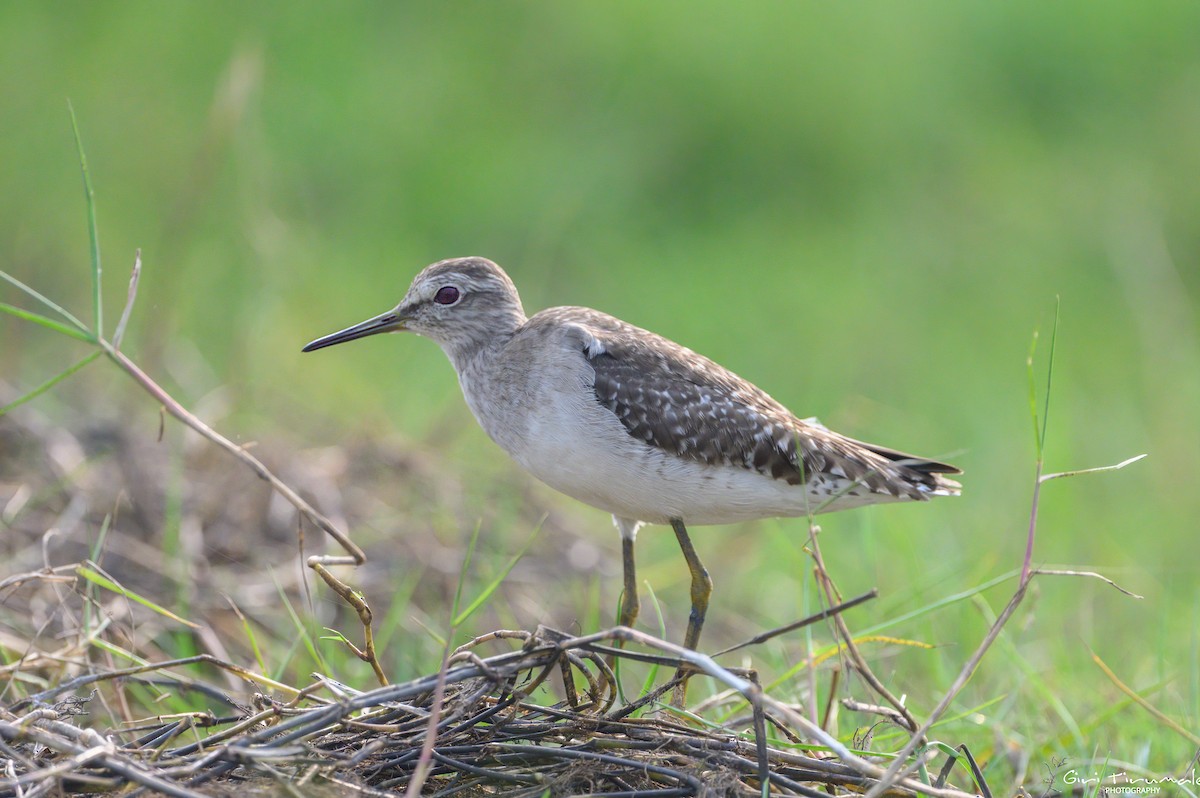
[2,0,1198,777]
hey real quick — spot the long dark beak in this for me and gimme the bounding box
[302,309,408,352]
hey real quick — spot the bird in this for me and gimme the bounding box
[303,257,961,686]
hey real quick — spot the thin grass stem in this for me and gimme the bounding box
[0,270,92,334]
[0,351,101,416]
[1090,647,1200,747]
[69,100,103,338]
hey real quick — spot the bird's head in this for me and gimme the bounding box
[302,257,527,361]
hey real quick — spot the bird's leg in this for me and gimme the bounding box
[670,517,712,706]
[619,534,640,631]
[608,517,642,670]
[670,518,712,651]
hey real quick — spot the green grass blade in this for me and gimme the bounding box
[414,616,447,649]
[272,568,326,676]
[77,563,199,629]
[1193,587,1199,729]
[872,693,1011,747]
[1040,296,1060,452]
[373,569,423,655]
[227,595,268,676]
[1090,646,1200,747]
[1026,328,1041,458]
[1065,677,1165,749]
[0,269,91,334]
[0,351,101,416]
[89,508,112,562]
[0,302,96,343]
[857,570,1018,638]
[68,100,103,338]
[451,520,483,624]
[453,521,541,628]
[639,581,666,696]
[88,636,150,666]
[81,514,112,636]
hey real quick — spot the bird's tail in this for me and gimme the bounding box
[857,439,963,497]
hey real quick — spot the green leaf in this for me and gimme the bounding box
[321,628,352,645]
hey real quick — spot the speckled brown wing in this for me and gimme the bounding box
[537,306,961,500]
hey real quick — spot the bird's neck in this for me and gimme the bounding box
[442,309,526,376]
[446,325,524,447]
[444,336,500,376]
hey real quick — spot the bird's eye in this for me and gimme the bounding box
[433,286,461,305]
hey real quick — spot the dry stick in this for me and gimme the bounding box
[1178,749,1200,788]
[102,254,354,558]
[1018,467,1043,586]
[97,327,384,681]
[400,652,448,798]
[746,670,771,796]
[100,343,360,564]
[678,675,969,793]
[806,525,920,733]
[0,565,78,594]
[820,667,841,732]
[842,699,912,729]
[309,561,386,686]
[402,579,466,797]
[12,653,300,712]
[0,719,207,798]
[1035,568,1143,599]
[715,589,879,657]
[1,742,113,790]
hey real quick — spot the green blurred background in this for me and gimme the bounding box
[3,1,1198,770]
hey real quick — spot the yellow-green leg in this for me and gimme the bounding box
[619,534,640,630]
[608,517,642,670]
[670,517,712,706]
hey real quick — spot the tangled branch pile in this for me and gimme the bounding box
[2,623,985,797]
